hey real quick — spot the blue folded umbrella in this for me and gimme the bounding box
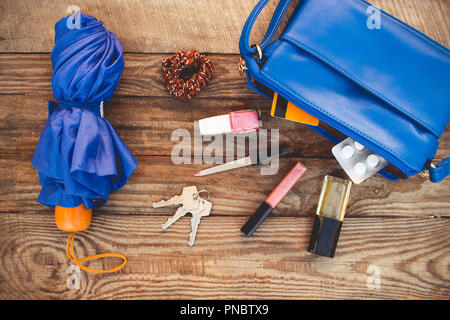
[32,12,137,209]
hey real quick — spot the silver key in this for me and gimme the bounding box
[188,199,212,246]
[160,186,201,230]
[162,206,187,230]
[153,186,199,209]
[152,195,182,208]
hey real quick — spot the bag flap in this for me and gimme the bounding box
[261,41,438,173]
[281,0,450,137]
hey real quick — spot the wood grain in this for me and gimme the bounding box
[0,94,340,158]
[1,154,449,218]
[0,213,448,299]
[1,94,449,159]
[0,0,448,53]
[0,54,259,98]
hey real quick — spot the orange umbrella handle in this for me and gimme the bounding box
[55,204,92,232]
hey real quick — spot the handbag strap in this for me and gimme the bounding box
[239,0,292,57]
[239,0,293,95]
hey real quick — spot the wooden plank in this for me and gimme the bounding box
[0,94,336,157]
[0,0,278,53]
[0,0,448,53]
[1,154,449,218]
[0,212,448,299]
[0,54,259,98]
[1,94,449,159]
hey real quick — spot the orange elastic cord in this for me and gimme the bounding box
[66,232,127,274]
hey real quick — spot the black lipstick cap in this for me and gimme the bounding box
[241,202,273,237]
[307,215,343,258]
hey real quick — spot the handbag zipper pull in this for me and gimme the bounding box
[420,162,437,180]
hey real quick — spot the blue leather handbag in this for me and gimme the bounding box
[239,0,450,182]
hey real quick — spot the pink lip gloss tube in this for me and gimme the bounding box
[198,109,262,136]
[241,162,307,237]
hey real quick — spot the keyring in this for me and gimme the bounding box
[195,190,210,201]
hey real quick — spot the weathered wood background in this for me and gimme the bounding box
[0,0,449,300]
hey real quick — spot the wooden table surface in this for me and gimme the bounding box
[0,0,449,300]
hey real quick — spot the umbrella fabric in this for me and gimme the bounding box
[32,12,137,209]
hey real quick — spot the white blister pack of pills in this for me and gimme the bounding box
[332,138,388,184]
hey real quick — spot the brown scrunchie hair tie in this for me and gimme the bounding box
[162,50,214,100]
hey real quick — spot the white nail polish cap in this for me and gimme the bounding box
[198,115,232,136]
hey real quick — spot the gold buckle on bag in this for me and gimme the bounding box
[420,162,436,180]
[238,44,263,76]
[251,44,263,61]
[238,58,248,76]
